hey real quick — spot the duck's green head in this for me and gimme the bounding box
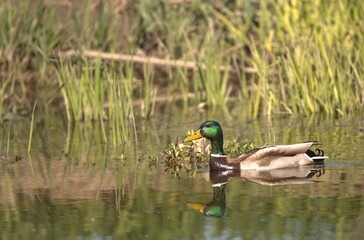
[187,202,226,218]
[184,120,225,155]
[184,120,223,142]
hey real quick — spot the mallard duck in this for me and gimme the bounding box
[184,120,327,171]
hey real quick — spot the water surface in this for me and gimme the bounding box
[1,109,363,239]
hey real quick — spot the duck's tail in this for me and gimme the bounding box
[306,148,328,162]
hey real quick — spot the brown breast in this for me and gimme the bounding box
[209,155,240,171]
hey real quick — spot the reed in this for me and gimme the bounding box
[27,100,37,154]
[141,64,156,119]
[230,0,364,116]
[0,0,62,75]
[174,68,190,105]
[106,63,136,145]
[197,45,231,107]
[56,60,106,121]
[0,0,363,120]
[70,1,118,51]
[6,122,11,155]
[108,72,127,145]
[57,59,136,145]
[134,0,198,59]
[0,71,12,123]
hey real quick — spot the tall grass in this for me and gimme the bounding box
[57,60,105,121]
[27,99,37,154]
[216,0,364,117]
[0,0,63,75]
[107,64,135,145]
[0,71,12,123]
[141,64,156,119]
[197,46,231,107]
[71,1,118,51]
[240,0,364,116]
[0,0,363,121]
[57,60,137,145]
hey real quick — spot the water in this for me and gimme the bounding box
[0,108,363,239]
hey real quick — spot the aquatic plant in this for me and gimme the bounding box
[107,64,136,145]
[27,100,37,154]
[0,0,63,114]
[224,139,256,158]
[147,129,256,175]
[237,0,364,116]
[0,0,363,120]
[140,64,156,119]
[197,45,231,107]
[56,60,106,121]
[56,60,137,145]
[0,72,12,123]
[141,134,211,176]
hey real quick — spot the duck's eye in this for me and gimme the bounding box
[205,123,212,128]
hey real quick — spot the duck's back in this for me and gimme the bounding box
[233,142,318,170]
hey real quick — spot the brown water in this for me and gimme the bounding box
[0,107,363,239]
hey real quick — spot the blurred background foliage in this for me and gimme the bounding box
[0,0,363,122]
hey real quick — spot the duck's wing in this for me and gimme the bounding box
[234,142,314,162]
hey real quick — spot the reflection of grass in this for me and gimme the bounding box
[0,112,363,239]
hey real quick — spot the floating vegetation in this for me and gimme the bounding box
[142,129,256,175]
[147,137,210,176]
[162,141,193,175]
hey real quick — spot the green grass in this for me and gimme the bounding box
[0,0,363,123]
[197,44,231,107]
[243,0,364,116]
[57,59,138,145]
[57,59,106,121]
[107,65,133,145]
[27,99,37,154]
[141,64,156,119]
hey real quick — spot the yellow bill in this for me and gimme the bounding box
[184,129,203,142]
[187,202,205,213]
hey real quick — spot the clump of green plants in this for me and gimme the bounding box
[162,136,210,175]
[137,130,211,175]
[224,139,256,158]
[162,141,193,175]
[143,129,256,175]
[57,60,106,121]
[56,60,138,145]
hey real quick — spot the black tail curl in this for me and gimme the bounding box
[305,148,326,162]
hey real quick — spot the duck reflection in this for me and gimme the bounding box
[188,182,227,217]
[188,166,325,217]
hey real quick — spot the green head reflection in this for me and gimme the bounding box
[188,184,226,218]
